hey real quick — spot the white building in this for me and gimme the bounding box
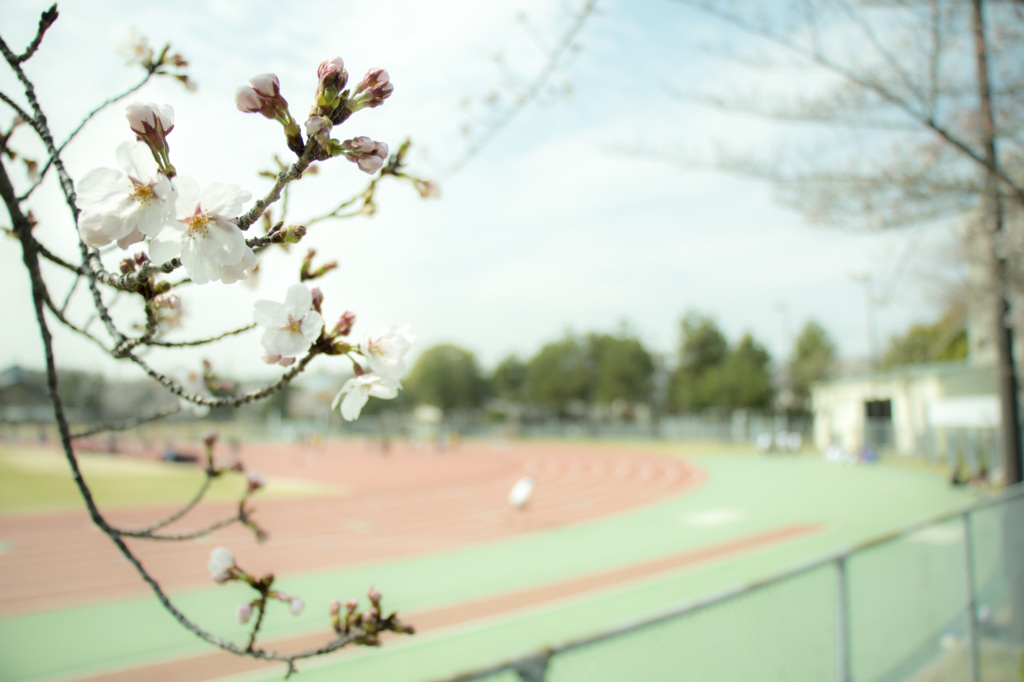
[811,360,1003,467]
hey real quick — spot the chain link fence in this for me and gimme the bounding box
[443,486,1024,682]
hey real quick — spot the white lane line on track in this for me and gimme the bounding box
[678,508,745,527]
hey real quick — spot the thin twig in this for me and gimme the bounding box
[19,72,155,201]
[16,4,58,64]
[147,323,256,347]
[70,406,182,438]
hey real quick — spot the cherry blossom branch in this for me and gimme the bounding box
[70,406,182,438]
[19,72,156,201]
[1,36,130,349]
[119,512,242,541]
[444,0,597,175]
[236,141,318,231]
[146,322,256,347]
[0,90,33,126]
[41,285,112,351]
[14,4,57,64]
[5,14,420,674]
[125,345,319,408]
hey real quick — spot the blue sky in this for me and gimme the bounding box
[2,0,960,380]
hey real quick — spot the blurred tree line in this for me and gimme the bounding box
[397,313,840,420]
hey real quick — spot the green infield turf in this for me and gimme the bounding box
[0,445,988,682]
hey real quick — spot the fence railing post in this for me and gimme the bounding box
[962,511,981,682]
[513,651,551,682]
[835,555,852,682]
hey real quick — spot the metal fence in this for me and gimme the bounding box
[442,485,1024,682]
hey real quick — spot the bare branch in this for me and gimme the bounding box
[19,72,155,201]
[15,4,58,64]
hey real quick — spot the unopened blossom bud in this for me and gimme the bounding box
[333,311,356,337]
[367,585,381,605]
[125,102,175,175]
[315,57,348,113]
[346,599,358,613]
[207,547,236,583]
[247,470,265,493]
[204,431,219,448]
[120,258,137,274]
[414,178,441,199]
[152,293,181,310]
[236,74,290,122]
[305,115,333,147]
[338,137,389,174]
[134,251,150,265]
[351,68,394,110]
[262,352,297,367]
[300,248,317,280]
[237,603,253,624]
[329,599,341,616]
[280,224,307,244]
[235,86,264,114]
[250,73,281,99]
[310,287,324,313]
[290,597,306,615]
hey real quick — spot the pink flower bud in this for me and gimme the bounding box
[249,73,280,99]
[207,547,236,583]
[290,597,305,615]
[329,599,341,616]
[125,102,175,173]
[353,68,394,109]
[367,585,381,604]
[305,115,333,145]
[339,137,388,174]
[247,470,265,492]
[333,311,356,337]
[236,75,291,124]
[153,293,181,310]
[315,57,348,113]
[415,179,441,199]
[310,287,324,312]
[318,58,347,89]
[346,599,358,613]
[235,86,263,113]
[237,603,253,624]
[126,102,174,138]
[204,430,219,447]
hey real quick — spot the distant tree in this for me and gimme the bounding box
[404,344,486,412]
[588,332,655,406]
[788,321,838,415]
[882,303,968,369]
[669,312,730,411]
[524,335,591,415]
[718,333,774,411]
[670,0,1022,479]
[491,354,527,402]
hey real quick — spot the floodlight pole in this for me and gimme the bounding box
[971,0,1023,486]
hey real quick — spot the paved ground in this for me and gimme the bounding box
[0,442,980,682]
[0,439,712,680]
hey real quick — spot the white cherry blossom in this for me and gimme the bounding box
[331,374,399,421]
[359,324,414,383]
[207,547,235,583]
[289,597,305,616]
[253,283,323,361]
[149,177,256,285]
[116,26,153,65]
[77,141,174,249]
